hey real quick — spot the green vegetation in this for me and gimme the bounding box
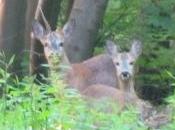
[0,54,146,130]
[0,0,175,129]
[95,0,175,102]
[0,52,174,129]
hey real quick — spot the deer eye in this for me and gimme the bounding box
[116,62,120,66]
[130,62,134,65]
[44,42,48,47]
[60,42,63,47]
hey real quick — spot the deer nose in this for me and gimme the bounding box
[121,72,130,78]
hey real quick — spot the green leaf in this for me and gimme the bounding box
[8,55,15,67]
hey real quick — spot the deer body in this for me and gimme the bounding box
[66,54,117,91]
[82,84,139,107]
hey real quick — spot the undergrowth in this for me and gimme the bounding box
[0,54,174,130]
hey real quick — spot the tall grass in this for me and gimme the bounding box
[0,54,174,130]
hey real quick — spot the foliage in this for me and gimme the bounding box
[137,0,175,87]
[0,55,150,130]
[1,0,175,129]
[94,0,175,102]
[2,53,175,130]
[162,73,175,130]
[0,55,174,129]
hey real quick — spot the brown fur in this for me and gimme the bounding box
[82,84,138,110]
[66,63,92,91]
[66,54,117,91]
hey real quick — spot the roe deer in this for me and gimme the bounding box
[31,9,117,91]
[82,41,171,128]
[82,40,142,107]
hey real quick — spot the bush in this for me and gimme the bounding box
[0,54,148,130]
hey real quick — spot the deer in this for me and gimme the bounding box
[31,8,117,92]
[82,40,142,108]
[81,41,171,128]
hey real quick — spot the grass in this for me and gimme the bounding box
[0,68,144,129]
[0,54,174,130]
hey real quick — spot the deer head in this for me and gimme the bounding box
[105,40,142,82]
[31,18,75,67]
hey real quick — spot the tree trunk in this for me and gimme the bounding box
[30,0,62,83]
[65,0,109,63]
[25,0,39,49]
[65,0,75,22]
[0,0,27,77]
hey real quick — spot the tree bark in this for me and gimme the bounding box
[25,0,39,49]
[30,0,62,83]
[65,0,109,63]
[65,0,75,22]
[0,0,27,77]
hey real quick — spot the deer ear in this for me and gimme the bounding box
[105,40,119,57]
[130,40,142,59]
[63,19,76,38]
[31,20,46,41]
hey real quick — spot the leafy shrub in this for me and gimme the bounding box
[0,53,148,130]
[95,0,175,102]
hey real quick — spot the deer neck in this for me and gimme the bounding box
[62,51,70,66]
[118,77,136,96]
